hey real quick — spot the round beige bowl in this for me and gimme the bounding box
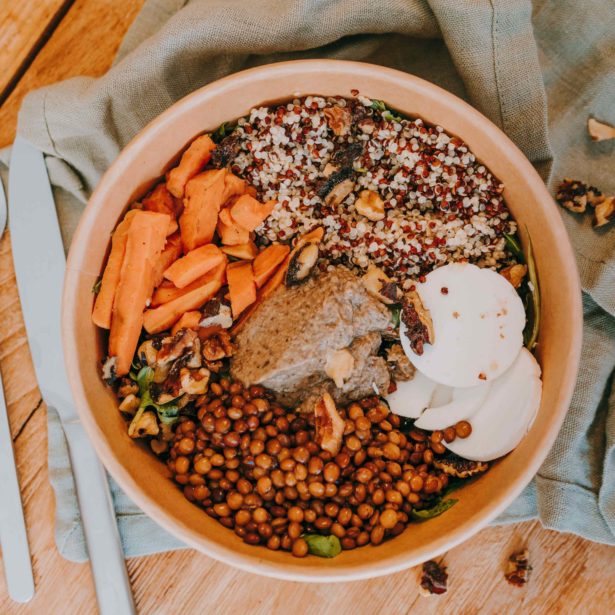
[63,60,582,582]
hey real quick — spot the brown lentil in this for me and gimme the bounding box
[168,382,477,558]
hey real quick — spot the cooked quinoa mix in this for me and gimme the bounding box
[220,95,517,288]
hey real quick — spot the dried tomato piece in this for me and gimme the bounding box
[419,560,448,596]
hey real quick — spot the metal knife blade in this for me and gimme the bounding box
[9,137,136,615]
[0,177,34,604]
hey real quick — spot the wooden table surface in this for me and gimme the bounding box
[0,1,613,613]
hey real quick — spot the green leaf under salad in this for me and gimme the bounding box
[302,534,342,558]
[523,234,540,351]
[389,305,402,328]
[211,122,236,143]
[411,498,458,521]
[370,99,402,122]
[91,278,102,294]
[128,366,182,436]
[503,230,541,351]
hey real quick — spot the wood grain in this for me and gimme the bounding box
[0,0,72,103]
[0,0,144,148]
[0,1,613,613]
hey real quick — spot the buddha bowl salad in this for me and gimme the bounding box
[94,94,541,558]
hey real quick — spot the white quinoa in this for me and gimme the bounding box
[224,95,516,288]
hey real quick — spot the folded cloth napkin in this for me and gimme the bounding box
[11,0,614,561]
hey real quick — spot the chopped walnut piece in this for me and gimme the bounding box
[323,106,352,136]
[355,189,385,221]
[401,291,434,356]
[202,329,235,362]
[505,549,532,587]
[556,178,603,214]
[593,196,615,228]
[419,560,448,596]
[129,411,159,438]
[500,263,527,289]
[587,117,615,142]
[118,394,140,414]
[314,392,345,455]
[117,377,138,398]
[362,265,402,305]
[385,344,416,381]
[179,367,210,395]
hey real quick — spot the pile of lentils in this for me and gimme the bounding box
[223,95,517,289]
[167,377,473,557]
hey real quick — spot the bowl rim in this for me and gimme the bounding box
[63,58,583,582]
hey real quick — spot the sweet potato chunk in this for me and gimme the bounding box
[217,207,250,245]
[92,210,138,329]
[230,195,276,231]
[108,211,169,375]
[222,173,247,203]
[179,169,226,252]
[171,310,202,336]
[252,243,290,288]
[143,183,178,219]
[163,243,225,288]
[151,260,226,307]
[167,134,216,198]
[143,279,221,334]
[152,232,182,289]
[221,241,259,260]
[226,261,256,319]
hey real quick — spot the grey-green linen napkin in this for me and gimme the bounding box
[10,0,614,561]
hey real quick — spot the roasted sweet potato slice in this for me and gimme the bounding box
[221,241,259,260]
[180,169,226,252]
[230,194,276,231]
[171,310,202,336]
[151,260,226,307]
[217,207,250,245]
[167,134,216,198]
[92,210,138,329]
[163,243,225,288]
[226,260,256,319]
[108,211,170,375]
[143,279,222,334]
[152,232,182,289]
[252,243,290,288]
[143,183,178,219]
[222,172,247,203]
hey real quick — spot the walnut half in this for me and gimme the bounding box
[593,196,615,228]
[556,178,603,214]
[323,106,352,136]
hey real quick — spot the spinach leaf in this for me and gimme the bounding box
[503,231,541,351]
[128,367,182,435]
[302,534,342,558]
[411,498,458,521]
[91,278,102,294]
[382,110,402,123]
[211,122,236,143]
[390,305,402,328]
[504,233,524,262]
[523,234,540,350]
[370,99,402,122]
[370,99,387,112]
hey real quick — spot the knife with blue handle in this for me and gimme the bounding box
[9,137,136,615]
